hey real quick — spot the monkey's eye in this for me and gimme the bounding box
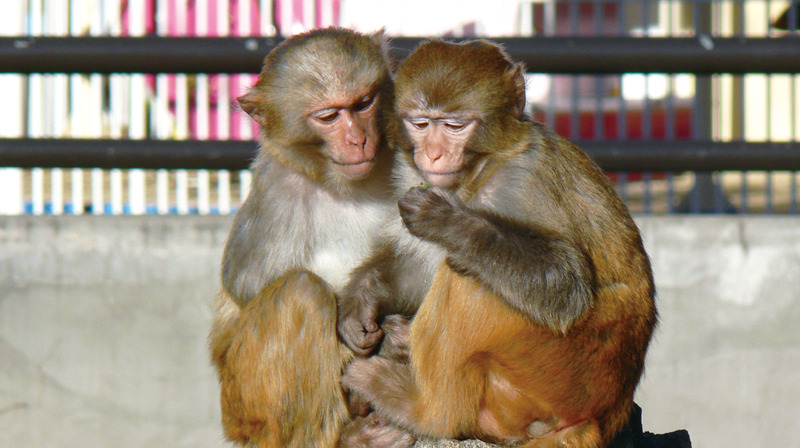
[443,120,470,132]
[353,95,376,112]
[311,109,339,123]
[407,119,430,130]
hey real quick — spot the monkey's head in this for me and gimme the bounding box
[239,27,394,188]
[394,39,529,190]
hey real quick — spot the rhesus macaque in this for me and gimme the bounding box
[208,27,401,448]
[342,39,658,448]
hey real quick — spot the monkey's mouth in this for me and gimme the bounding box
[331,158,376,177]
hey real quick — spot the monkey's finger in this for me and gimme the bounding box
[361,317,381,334]
[356,327,385,353]
[360,302,381,333]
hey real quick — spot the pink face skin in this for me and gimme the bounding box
[306,90,381,179]
[403,112,478,188]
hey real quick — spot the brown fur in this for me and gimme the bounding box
[342,39,657,448]
[211,272,353,447]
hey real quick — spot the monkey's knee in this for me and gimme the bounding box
[219,271,351,447]
[272,269,338,316]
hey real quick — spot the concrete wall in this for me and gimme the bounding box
[0,215,798,448]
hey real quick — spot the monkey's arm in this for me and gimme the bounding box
[398,186,593,332]
[338,244,397,356]
[221,164,313,306]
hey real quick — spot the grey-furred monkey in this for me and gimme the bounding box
[208,27,411,448]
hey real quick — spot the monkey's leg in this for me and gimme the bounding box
[211,270,353,448]
[397,265,489,438]
[412,265,557,442]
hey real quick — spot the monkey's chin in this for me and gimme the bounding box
[332,159,376,178]
[424,171,461,188]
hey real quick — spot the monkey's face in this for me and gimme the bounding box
[306,88,382,179]
[403,110,479,189]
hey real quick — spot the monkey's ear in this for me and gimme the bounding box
[369,28,393,69]
[238,90,260,117]
[508,63,527,118]
[238,90,267,125]
[368,28,389,47]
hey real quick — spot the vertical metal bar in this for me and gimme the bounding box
[735,0,747,213]
[154,0,171,215]
[714,170,723,214]
[127,0,147,215]
[172,0,190,215]
[569,1,579,140]
[543,2,555,130]
[195,0,211,215]
[106,0,124,215]
[665,0,676,214]
[765,171,773,214]
[84,0,102,166]
[593,1,603,141]
[616,0,628,202]
[765,0,774,214]
[740,171,749,214]
[666,172,676,213]
[617,0,627,141]
[48,0,68,215]
[681,1,717,213]
[28,0,44,215]
[218,0,234,214]
[642,0,653,212]
[642,0,651,137]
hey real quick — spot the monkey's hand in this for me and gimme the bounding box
[338,299,384,357]
[342,356,417,429]
[377,314,411,362]
[398,186,467,243]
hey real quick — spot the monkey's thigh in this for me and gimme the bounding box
[411,264,560,441]
[409,264,507,438]
[218,270,354,448]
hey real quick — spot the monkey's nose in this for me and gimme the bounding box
[346,131,367,148]
[425,145,444,162]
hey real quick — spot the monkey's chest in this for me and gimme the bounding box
[307,201,390,293]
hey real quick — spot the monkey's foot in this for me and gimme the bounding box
[339,413,416,448]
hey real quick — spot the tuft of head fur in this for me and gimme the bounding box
[395,40,524,119]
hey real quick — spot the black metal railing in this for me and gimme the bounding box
[2,36,800,75]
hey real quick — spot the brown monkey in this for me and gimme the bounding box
[342,39,657,448]
[208,27,400,448]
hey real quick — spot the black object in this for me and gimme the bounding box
[607,403,692,448]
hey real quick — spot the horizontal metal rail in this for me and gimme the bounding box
[1,36,799,74]
[2,138,799,172]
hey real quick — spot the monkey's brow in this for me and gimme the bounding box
[405,116,474,124]
[310,89,378,113]
[405,109,477,121]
